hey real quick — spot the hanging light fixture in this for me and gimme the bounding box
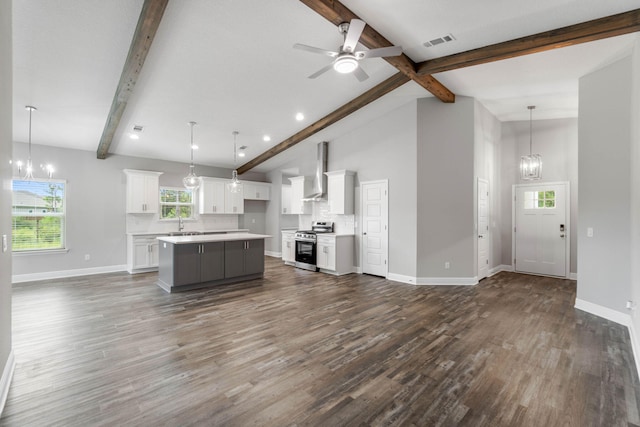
[228,131,242,193]
[520,105,542,180]
[14,106,54,180]
[182,121,200,190]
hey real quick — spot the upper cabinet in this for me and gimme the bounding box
[198,177,226,214]
[325,170,355,215]
[198,177,244,214]
[281,184,292,215]
[289,176,312,215]
[243,182,271,201]
[124,169,163,214]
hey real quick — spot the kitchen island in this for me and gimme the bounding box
[156,233,271,293]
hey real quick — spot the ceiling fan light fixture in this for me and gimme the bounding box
[333,55,358,74]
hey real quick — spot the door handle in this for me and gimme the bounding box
[560,234,565,238]
[478,235,483,239]
[363,232,367,235]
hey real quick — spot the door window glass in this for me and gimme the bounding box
[524,190,555,209]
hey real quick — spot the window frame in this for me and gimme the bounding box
[11,178,67,253]
[159,186,196,220]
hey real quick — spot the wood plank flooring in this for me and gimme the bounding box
[2,257,640,426]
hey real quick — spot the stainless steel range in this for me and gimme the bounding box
[294,221,333,271]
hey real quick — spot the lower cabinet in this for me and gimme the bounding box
[281,231,295,263]
[316,235,354,276]
[173,242,225,286]
[128,234,164,274]
[225,239,265,278]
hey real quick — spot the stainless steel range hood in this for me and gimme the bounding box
[303,141,328,201]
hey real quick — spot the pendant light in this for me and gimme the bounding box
[14,106,54,180]
[228,131,242,193]
[182,121,200,190]
[520,105,542,180]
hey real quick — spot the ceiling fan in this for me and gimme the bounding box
[293,19,402,82]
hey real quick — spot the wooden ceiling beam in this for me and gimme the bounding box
[299,0,455,103]
[416,8,640,76]
[237,72,410,174]
[96,0,169,159]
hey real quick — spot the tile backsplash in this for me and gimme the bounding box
[298,200,355,234]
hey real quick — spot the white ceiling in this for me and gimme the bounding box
[12,0,640,172]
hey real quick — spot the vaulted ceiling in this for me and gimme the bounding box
[12,0,640,173]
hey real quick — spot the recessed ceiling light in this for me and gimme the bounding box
[295,113,304,121]
[130,124,143,140]
[129,134,140,140]
[263,135,271,142]
[191,144,199,150]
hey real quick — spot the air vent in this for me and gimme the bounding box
[132,125,144,132]
[423,33,456,48]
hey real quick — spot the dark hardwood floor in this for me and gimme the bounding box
[2,257,639,426]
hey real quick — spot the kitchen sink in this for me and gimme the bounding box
[167,231,203,236]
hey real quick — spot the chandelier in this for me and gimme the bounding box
[520,105,542,180]
[14,106,54,179]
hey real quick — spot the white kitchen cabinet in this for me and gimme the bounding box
[325,170,355,215]
[316,235,354,276]
[281,185,292,214]
[288,176,312,215]
[127,234,165,274]
[243,182,271,201]
[199,177,226,214]
[281,230,296,264]
[225,184,244,213]
[124,169,163,214]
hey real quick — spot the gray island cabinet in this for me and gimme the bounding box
[156,233,270,293]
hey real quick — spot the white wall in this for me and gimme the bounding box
[630,39,640,361]
[499,118,578,274]
[0,0,13,413]
[11,143,266,278]
[578,55,632,313]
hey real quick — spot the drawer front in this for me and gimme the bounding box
[317,236,335,246]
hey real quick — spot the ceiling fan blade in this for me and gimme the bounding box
[360,45,403,59]
[352,66,369,82]
[293,43,339,58]
[343,19,365,53]
[308,64,334,79]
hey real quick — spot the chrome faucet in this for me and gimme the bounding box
[178,216,184,232]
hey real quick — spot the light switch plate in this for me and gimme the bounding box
[587,227,594,237]
[2,235,7,252]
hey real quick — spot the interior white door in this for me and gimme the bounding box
[362,180,388,277]
[477,178,489,281]
[515,183,568,277]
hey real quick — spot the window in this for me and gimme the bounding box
[12,179,66,252]
[159,187,194,219]
[524,190,555,209]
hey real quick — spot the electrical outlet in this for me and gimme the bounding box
[2,235,7,253]
[587,227,594,237]
[445,262,450,269]
[84,254,90,261]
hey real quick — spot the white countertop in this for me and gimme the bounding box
[128,229,249,236]
[281,230,355,237]
[157,232,271,244]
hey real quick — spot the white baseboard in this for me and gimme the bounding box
[265,251,281,258]
[629,321,640,387]
[0,349,15,417]
[416,276,478,286]
[574,298,631,327]
[12,264,127,284]
[386,273,416,285]
[386,273,478,286]
[489,264,513,276]
[570,272,578,280]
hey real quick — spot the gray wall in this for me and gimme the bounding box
[0,0,12,402]
[11,143,266,277]
[577,55,632,312]
[500,118,579,274]
[631,39,640,346]
[416,97,476,278]
[264,100,418,278]
[240,200,267,234]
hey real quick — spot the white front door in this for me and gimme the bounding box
[477,178,489,281]
[514,183,569,277]
[361,180,388,277]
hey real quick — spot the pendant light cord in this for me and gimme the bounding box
[528,105,535,156]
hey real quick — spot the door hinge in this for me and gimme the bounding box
[486,259,489,265]
[514,258,516,264]
[514,227,516,232]
[385,259,387,265]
